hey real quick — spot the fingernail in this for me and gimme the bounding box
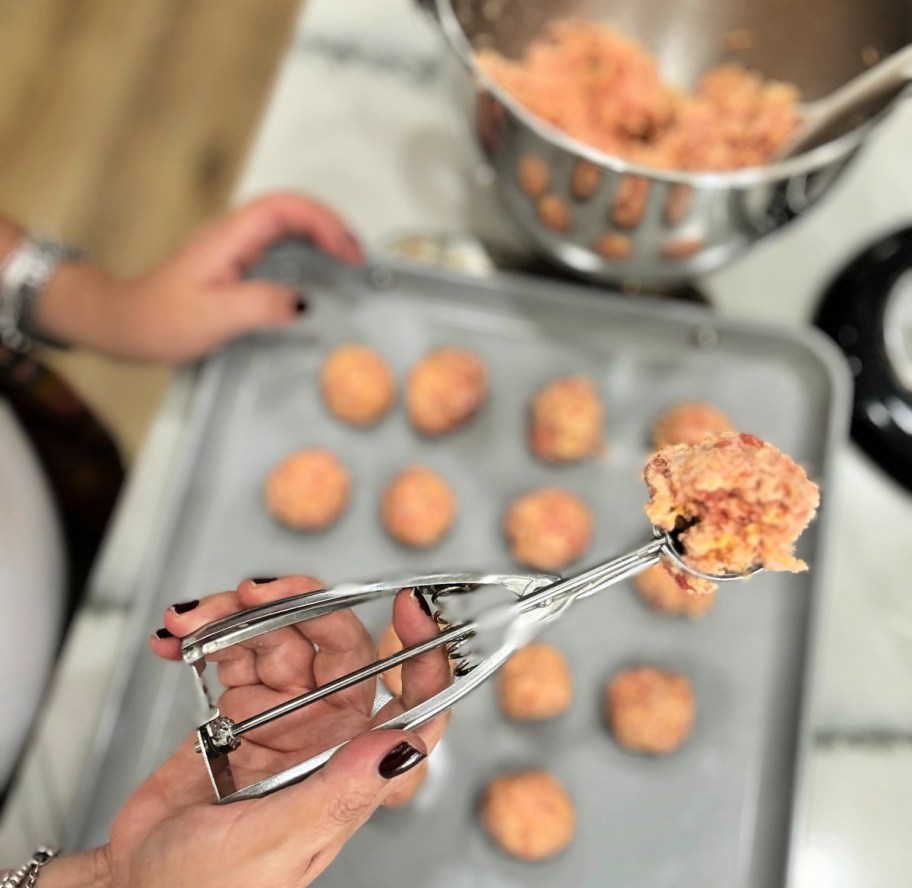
[154,627,174,640]
[170,599,199,614]
[250,577,278,585]
[378,742,427,779]
[294,293,308,314]
[412,588,434,619]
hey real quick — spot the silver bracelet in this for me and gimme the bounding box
[0,234,81,352]
[0,846,60,887]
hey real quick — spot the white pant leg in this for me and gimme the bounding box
[0,401,66,789]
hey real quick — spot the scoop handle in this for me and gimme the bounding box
[180,571,550,663]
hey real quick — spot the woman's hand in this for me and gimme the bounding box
[32,193,363,363]
[43,577,448,888]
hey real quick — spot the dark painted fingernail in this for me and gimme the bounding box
[154,627,174,639]
[250,577,278,585]
[170,599,199,614]
[412,588,434,619]
[378,742,426,779]
[294,294,308,314]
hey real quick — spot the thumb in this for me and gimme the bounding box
[212,281,305,342]
[259,730,427,877]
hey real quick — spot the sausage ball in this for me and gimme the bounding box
[497,643,574,721]
[382,466,457,548]
[651,401,733,449]
[377,618,456,697]
[265,448,350,531]
[481,770,576,861]
[505,487,594,572]
[375,626,434,808]
[606,666,695,754]
[320,343,396,426]
[377,623,404,696]
[634,562,716,619]
[529,375,605,463]
[406,347,488,436]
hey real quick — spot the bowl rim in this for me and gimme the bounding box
[433,0,891,188]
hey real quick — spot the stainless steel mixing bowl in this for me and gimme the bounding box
[430,0,912,286]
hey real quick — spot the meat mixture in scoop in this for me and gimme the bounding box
[643,433,820,576]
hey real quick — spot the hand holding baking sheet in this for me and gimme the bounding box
[31,192,363,364]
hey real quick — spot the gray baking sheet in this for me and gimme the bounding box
[68,243,848,887]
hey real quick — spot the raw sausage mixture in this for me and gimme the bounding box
[644,433,820,575]
[480,19,800,171]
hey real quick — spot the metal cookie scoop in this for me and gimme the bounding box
[181,527,760,803]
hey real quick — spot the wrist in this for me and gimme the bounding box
[31,262,122,353]
[40,847,113,888]
[0,234,91,352]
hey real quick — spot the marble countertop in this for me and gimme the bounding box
[3,1,911,884]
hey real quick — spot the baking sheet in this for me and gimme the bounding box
[67,243,848,887]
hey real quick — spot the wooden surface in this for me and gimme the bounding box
[0,0,301,458]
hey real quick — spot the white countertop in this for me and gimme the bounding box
[3,1,911,883]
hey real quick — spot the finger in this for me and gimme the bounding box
[197,192,364,279]
[164,590,240,635]
[149,589,240,660]
[160,589,268,687]
[372,693,450,767]
[239,576,340,658]
[257,729,427,877]
[208,577,323,690]
[307,607,377,716]
[227,577,326,691]
[153,582,315,690]
[203,281,303,348]
[383,759,429,808]
[240,192,362,265]
[373,589,452,754]
[234,575,323,608]
[394,589,451,710]
[148,630,182,660]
